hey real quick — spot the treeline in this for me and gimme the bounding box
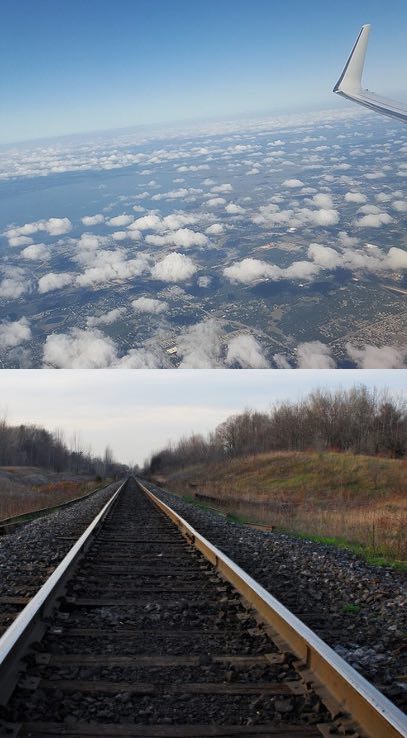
[147,387,407,474]
[0,418,128,478]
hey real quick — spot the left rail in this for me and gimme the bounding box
[0,478,125,704]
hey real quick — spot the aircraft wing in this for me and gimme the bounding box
[334,24,407,123]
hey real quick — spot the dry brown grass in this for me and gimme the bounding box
[163,451,407,563]
[0,472,102,522]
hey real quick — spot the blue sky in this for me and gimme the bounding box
[1,370,406,464]
[1,0,407,143]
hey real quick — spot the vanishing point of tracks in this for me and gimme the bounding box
[0,478,406,737]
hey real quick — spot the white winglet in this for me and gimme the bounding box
[334,25,407,123]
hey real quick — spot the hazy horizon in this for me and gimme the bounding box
[0,370,405,465]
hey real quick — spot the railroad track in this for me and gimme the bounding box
[0,477,405,737]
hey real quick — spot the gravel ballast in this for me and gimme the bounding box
[145,479,407,712]
[0,480,120,633]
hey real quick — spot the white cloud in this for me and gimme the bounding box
[345,191,367,204]
[131,297,168,314]
[150,253,197,282]
[38,272,74,294]
[6,217,72,242]
[211,183,233,194]
[0,271,28,299]
[311,193,333,209]
[87,307,126,327]
[115,347,169,368]
[346,342,406,368]
[107,214,134,227]
[226,334,269,368]
[296,341,336,368]
[197,275,211,288]
[252,202,339,229]
[0,317,31,350]
[223,257,320,284]
[81,214,105,226]
[43,328,118,368]
[282,179,304,188]
[178,319,224,368]
[7,235,34,247]
[225,202,245,215]
[75,252,149,288]
[355,212,393,228]
[146,228,208,249]
[132,214,163,231]
[392,200,407,212]
[21,243,50,260]
[273,353,292,369]
[206,197,227,208]
[205,223,224,235]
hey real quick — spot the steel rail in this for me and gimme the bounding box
[0,479,125,704]
[137,478,407,738]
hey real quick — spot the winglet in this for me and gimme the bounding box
[334,24,371,94]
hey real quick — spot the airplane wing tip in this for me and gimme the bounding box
[334,24,371,95]
[333,24,407,123]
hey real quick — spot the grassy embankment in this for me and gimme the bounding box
[0,467,106,521]
[159,451,407,569]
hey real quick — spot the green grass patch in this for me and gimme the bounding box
[342,603,361,614]
[283,530,407,572]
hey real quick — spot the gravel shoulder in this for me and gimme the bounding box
[0,480,121,625]
[145,479,407,712]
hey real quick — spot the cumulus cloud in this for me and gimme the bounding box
[150,252,197,282]
[132,214,163,231]
[282,179,304,188]
[87,307,126,327]
[43,328,118,368]
[223,257,320,284]
[206,197,227,208]
[131,297,168,314]
[296,341,337,368]
[115,347,169,368]
[81,214,105,226]
[7,235,33,247]
[206,223,224,235]
[345,191,367,204]
[146,228,208,249]
[177,319,224,368]
[0,317,31,350]
[226,334,269,368]
[197,275,211,287]
[0,268,29,299]
[273,353,292,369]
[38,272,74,294]
[311,193,333,209]
[308,242,407,274]
[225,202,245,215]
[75,250,149,289]
[107,214,134,227]
[211,183,233,193]
[5,217,72,243]
[346,342,407,368]
[355,212,393,228]
[392,200,407,212]
[21,243,50,260]
[253,201,339,229]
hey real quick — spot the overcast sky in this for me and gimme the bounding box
[1,0,407,143]
[0,370,405,466]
